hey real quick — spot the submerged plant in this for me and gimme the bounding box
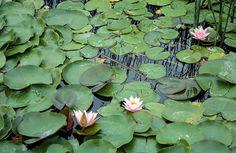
[74,110,98,128]
[123,96,143,112]
[191,26,210,41]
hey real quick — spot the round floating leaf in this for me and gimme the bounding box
[176,50,202,63]
[110,43,134,56]
[85,0,111,12]
[43,9,88,30]
[62,60,96,84]
[7,85,56,115]
[78,139,116,153]
[157,28,179,40]
[191,140,230,153]
[161,2,187,17]
[138,64,166,80]
[57,1,84,10]
[80,64,113,87]
[156,122,204,145]
[111,67,127,84]
[88,34,116,48]
[158,77,201,100]
[53,84,93,111]
[98,103,124,117]
[0,141,27,153]
[162,100,204,124]
[4,65,52,90]
[199,58,236,84]
[0,52,6,68]
[145,47,170,61]
[145,103,166,118]
[203,97,236,121]
[46,144,69,153]
[146,0,172,6]
[123,137,159,153]
[79,45,99,59]
[132,110,153,133]
[198,121,233,146]
[224,38,236,48]
[96,83,123,97]
[0,1,34,15]
[98,115,135,148]
[196,74,230,96]
[144,31,161,46]
[17,112,66,138]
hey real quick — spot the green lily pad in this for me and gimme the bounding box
[17,112,66,138]
[162,100,203,124]
[198,121,233,146]
[98,115,135,148]
[196,74,230,96]
[85,0,111,12]
[43,9,88,30]
[79,45,99,59]
[123,137,159,153]
[88,34,116,48]
[132,110,153,133]
[62,60,96,84]
[176,49,202,63]
[191,140,231,153]
[4,65,52,90]
[78,139,116,153]
[156,122,204,145]
[161,2,187,17]
[144,31,161,46]
[0,141,27,153]
[145,47,170,61]
[138,64,166,80]
[96,83,123,97]
[199,58,236,84]
[158,77,201,100]
[224,38,236,48]
[53,84,93,111]
[80,64,113,87]
[203,97,236,121]
[110,43,134,55]
[0,52,6,68]
[7,85,56,110]
[146,0,172,6]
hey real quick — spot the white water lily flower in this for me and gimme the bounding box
[123,96,143,112]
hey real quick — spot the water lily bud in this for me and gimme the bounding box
[74,110,98,128]
[123,96,143,112]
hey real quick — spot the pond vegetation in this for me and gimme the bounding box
[0,0,236,152]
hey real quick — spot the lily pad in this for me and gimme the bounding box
[138,64,166,80]
[191,140,230,153]
[162,100,204,124]
[4,65,52,90]
[78,139,116,153]
[80,64,113,87]
[98,115,135,148]
[198,121,233,146]
[156,122,204,145]
[43,9,88,30]
[62,60,96,84]
[176,49,202,64]
[17,112,66,138]
[145,47,170,61]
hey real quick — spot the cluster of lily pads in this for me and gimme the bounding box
[0,0,236,152]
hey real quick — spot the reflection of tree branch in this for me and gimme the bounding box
[98,53,146,77]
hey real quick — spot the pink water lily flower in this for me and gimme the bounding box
[123,96,143,112]
[74,110,98,128]
[191,26,210,40]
